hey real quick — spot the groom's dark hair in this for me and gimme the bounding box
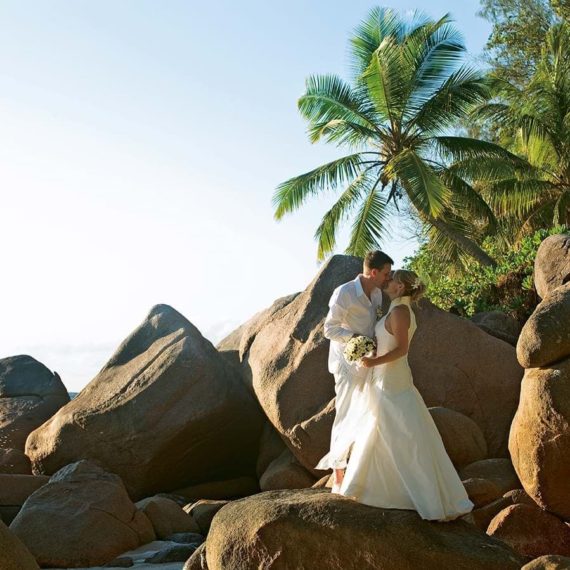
[364,250,394,270]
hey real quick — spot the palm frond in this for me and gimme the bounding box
[438,169,497,229]
[388,149,450,216]
[273,154,367,220]
[299,75,379,132]
[307,119,380,147]
[553,188,570,226]
[434,136,527,166]
[314,170,376,259]
[485,178,556,217]
[349,7,404,78]
[363,36,407,123]
[409,67,489,131]
[345,182,389,256]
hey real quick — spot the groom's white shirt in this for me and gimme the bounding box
[324,275,383,374]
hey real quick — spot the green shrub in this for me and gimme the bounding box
[405,226,569,323]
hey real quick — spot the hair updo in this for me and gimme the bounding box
[392,270,426,302]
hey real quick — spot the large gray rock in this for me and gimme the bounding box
[9,460,155,568]
[509,358,570,520]
[534,234,570,299]
[25,305,264,498]
[224,256,522,473]
[0,355,69,450]
[517,283,570,368]
[205,488,524,569]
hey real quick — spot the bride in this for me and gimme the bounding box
[337,270,474,521]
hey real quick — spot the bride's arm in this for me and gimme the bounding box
[361,306,410,367]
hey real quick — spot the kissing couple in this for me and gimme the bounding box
[315,251,474,522]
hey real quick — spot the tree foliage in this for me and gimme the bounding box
[273,8,524,265]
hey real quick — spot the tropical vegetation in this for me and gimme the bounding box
[273,3,570,319]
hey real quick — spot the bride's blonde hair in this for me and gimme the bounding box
[392,270,426,302]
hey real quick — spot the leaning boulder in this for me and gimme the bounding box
[9,460,155,568]
[26,305,264,498]
[235,255,522,474]
[509,358,570,520]
[534,234,570,299]
[0,355,69,450]
[517,283,570,368]
[205,488,523,569]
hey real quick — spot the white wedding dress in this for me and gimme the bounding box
[339,296,474,521]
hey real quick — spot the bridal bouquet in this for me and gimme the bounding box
[344,335,377,362]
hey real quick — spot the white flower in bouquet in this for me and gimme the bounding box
[344,335,377,362]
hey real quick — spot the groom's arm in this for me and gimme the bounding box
[323,289,354,343]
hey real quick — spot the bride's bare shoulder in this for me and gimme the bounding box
[391,305,411,323]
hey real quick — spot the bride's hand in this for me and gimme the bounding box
[360,356,379,368]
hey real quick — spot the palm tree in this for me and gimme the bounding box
[272,8,525,266]
[474,22,570,233]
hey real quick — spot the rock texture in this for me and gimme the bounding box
[10,460,154,568]
[509,358,570,519]
[459,458,521,495]
[471,311,521,345]
[462,478,502,508]
[517,283,570,368]
[0,518,39,570]
[259,447,316,491]
[136,496,200,538]
[408,303,522,458]
[0,448,32,474]
[0,355,69,450]
[0,473,49,525]
[523,555,570,569]
[205,488,524,569]
[26,305,264,498]
[534,234,570,299]
[487,504,570,558]
[428,407,487,468]
[186,499,228,535]
[174,476,259,501]
[255,422,287,479]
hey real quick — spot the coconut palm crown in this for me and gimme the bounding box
[272,7,525,266]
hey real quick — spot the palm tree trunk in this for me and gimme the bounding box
[429,217,497,267]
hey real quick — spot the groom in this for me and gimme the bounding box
[318,250,393,491]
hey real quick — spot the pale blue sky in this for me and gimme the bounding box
[0,1,491,391]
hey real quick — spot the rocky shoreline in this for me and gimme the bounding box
[1,233,569,569]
